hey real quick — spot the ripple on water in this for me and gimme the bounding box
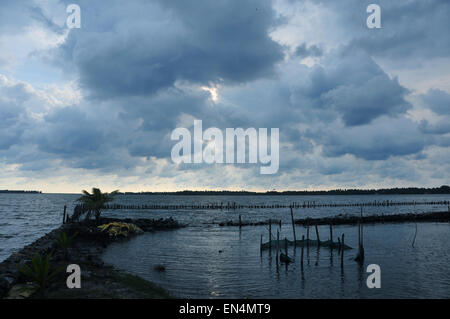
[102,222,450,298]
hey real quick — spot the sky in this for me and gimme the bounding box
[0,0,449,193]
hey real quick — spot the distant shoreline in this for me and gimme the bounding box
[0,190,42,194]
[1,186,450,196]
[116,186,450,196]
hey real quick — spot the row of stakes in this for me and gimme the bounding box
[258,208,365,268]
[103,200,450,210]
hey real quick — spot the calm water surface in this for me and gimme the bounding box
[1,193,450,298]
[102,222,450,298]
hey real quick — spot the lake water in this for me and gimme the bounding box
[1,193,450,298]
[102,222,450,298]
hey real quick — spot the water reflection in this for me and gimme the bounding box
[103,222,450,298]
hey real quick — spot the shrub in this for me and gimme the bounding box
[18,253,64,290]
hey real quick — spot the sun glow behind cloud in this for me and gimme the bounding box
[201,86,219,102]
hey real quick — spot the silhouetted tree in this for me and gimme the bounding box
[77,188,118,223]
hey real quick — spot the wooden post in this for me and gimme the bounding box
[260,234,263,253]
[341,234,344,268]
[315,224,320,246]
[358,220,361,247]
[239,214,242,228]
[306,224,310,247]
[355,221,365,263]
[361,222,364,246]
[269,220,272,249]
[284,237,288,257]
[360,223,365,260]
[301,235,304,270]
[290,207,296,246]
[329,224,333,243]
[276,230,279,265]
[63,205,67,224]
[337,237,341,251]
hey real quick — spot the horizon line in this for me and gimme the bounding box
[2,185,449,195]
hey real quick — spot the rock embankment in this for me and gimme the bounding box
[0,217,182,298]
[217,210,450,227]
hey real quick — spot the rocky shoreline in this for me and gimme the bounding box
[0,217,182,299]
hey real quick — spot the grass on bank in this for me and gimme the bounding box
[41,265,174,299]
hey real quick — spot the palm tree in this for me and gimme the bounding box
[77,188,118,223]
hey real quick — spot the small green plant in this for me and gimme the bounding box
[18,253,64,290]
[56,232,78,259]
[56,231,78,249]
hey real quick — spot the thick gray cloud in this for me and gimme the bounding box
[0,101,27,150]
[52,0,283,98]
[35,106,106,156]
[314,117,426,160]
[287,49,411,126]
[0,78,32,150]
[313,0,450,60]
[419,120,450,135]
[420,89,450,115]
[294,43,323,58]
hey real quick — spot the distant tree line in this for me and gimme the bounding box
[118,185,450,196]
[0,190,42,194]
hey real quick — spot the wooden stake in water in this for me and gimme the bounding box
[306,224,310,247]
[315,224,320,246]
[341,234,344,268]
[260,234,263,253]
[239,214,242,228]
[276,230,280,265]
[355,218,365,263]
[285,237,288,257]
[301,235,305,270]
[290,207,296,246]
[269,220,272,249]
[329,224,333,243]
[63,205,67,224]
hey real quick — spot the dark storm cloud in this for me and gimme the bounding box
[35,106,106,156]
[419,120,450,135]
[26,105,144,171]
[0,101,27,150]
[215,48,419,162]
[53,0,284,98]
[289,49,411,126]
[0,79,32,150]
[315,117,426,160]
[294,43,323,58]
